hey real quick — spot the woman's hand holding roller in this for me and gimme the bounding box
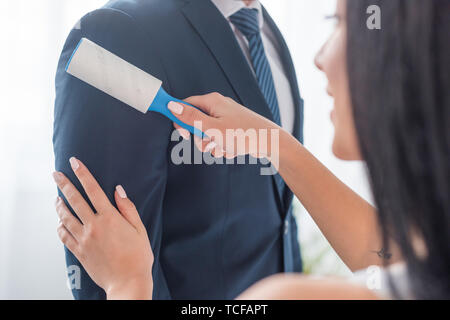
[168,93,281,160]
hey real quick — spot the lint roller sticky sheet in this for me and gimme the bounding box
[65,38,204,137]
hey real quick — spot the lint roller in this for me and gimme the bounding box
[65,37,203,137]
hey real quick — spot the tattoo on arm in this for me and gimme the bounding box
[372,248,392,260]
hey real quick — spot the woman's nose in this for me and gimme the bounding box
[314,42,326,71]
[314,50,324,71]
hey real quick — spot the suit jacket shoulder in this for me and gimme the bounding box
[54,0,175,300]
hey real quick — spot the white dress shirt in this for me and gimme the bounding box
[211,0,296,134]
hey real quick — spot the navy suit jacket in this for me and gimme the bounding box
[54,0,304,300]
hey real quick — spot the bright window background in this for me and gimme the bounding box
[0,0,372,299]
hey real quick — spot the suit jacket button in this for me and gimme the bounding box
[284,220,289,235]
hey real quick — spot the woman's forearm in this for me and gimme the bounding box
[276,129,398,271]
[167,94,399,270]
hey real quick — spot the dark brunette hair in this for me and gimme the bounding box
[346,0,450,299]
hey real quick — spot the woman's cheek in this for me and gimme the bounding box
[332,95,363,161]
[332,107,354,160]
[327,26,362,160]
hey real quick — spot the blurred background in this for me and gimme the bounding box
[0,0,373,299]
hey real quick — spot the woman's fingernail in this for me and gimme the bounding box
[55,197,62,206]
[116,185,128,199]
[52,172,63,184]
[205,141,217,153]
[69,157,79,171]
[168,101,184,115]
[178,128,190,140]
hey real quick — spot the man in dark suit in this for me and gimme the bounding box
[54,0,304,300]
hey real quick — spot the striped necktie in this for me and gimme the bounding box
[230,8,286,203]
[229,8,282,126]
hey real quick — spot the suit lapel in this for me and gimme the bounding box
[180,0,275,123]
[262,6,303,144]
[262,6,304,213]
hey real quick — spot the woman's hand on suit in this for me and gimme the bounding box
[53,157,153,300]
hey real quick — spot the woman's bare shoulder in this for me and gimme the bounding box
[237,273,380,300]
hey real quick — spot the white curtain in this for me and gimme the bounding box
[0,0,372,299]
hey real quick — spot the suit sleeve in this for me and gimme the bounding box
[53,8,172,300]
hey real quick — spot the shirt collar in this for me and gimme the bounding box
[211,0,264,29]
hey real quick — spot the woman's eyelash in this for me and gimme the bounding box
[325,14,342,21]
